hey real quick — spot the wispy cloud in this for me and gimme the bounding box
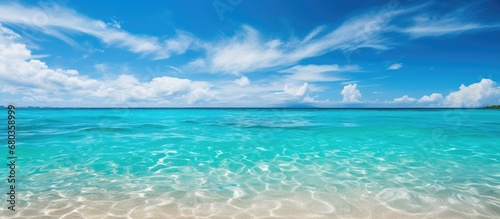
[166,65,183,74]
[193,5,403,74]
[1,1,496,74]
[189,2,497,75]
[30,54,51,59]
[279,64,358,82]
[401,7,495,38]
[371,76,390,80]
[403,17,484,38]
[0,3,195,60]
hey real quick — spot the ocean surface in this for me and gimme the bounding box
[1,108,499,218]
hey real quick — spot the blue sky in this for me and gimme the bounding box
[0,0,499,107]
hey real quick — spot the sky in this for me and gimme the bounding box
[0,0,500,107]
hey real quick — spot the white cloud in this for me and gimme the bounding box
[341,84,361,102]
[284,83,309,97]
[0,26,99,94]
[234,76,250,86]
[206,79,332,107]
[186,87,216,104]
[195,7,399,74]
[83,75,214,104]
[201,26,285,74]
[392,79,500,107]
[0,3,195,60]
[393,93,442,105]
[419,93,443,103]
[279,64,358,82]
[443,79,500,107]
[0,25,213,106]
[393,95,417,103]
[387,63,403,70]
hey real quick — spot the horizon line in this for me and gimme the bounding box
[1,106,497,110]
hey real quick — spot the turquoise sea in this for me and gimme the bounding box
[1,108,499,218]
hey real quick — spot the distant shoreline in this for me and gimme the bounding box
[484,105,500,109]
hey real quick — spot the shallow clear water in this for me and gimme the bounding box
[1,109,499,218]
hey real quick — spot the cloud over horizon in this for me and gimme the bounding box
[341,84,362,103]
[392,79,500,107]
